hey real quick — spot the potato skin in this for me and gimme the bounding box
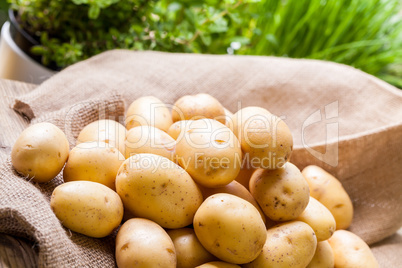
[116,153,203,229]
[77,119,126,155]
[167,120,194,140]
[175,119,242,188]
[172,93,225,123]
[307,240,335,268]
[296,197,336,241]
[116,218,176,268]
[50,181,123,238]
[231,106,293,169]
[125,96,173,132]
[167,228,216,268]
[249,162,310,221]
[302,165,353,230]
[193,193,267,264]
[222,108,234,129]
[198,180,267,226]
[196,261,241,268]
[63,142,124,190]
[234,165,255,190]
[125,126,176,161]
[328,230,379,268]
[243,221,317,268]
[11,122,69,183]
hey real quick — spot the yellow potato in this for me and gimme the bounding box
[116,218,176,268]
[63,141,124,190]
[125,126,176,161]
[50,181,123,238]
[116,153,203,229]
[243,221,317,268]
[196,261,241,268]
[176,119,242,188]
[172,93,225,123]
[296,196,336,242]
[11,122,69,183]
[125,96,172,132]
[168,119,225,141]
[222,107,234,129]
[307,240,335,268]
[167,228,217,268]
[198,180,267,226]
[77,119,126,155]
[302,165,353,230]
[249,162,310,221]
[234,165,255,190]
[328,230,378,268]
[122,206,136,222]
[193,193,267,264]
[167,120,194,140]
[231,106,293,169]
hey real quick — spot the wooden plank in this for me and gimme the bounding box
[0,235,37,268]
[0,79,35,163]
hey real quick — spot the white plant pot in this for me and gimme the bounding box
[0,21,55,84]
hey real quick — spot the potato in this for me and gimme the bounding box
[11,122,69,183]
[307,240,335,268]
[198,180,267,226]
[167,120,194,140]
[77,119,126,155]
[172,93,225,123]
[196,261,241,268]
[167,228,217,268]
[176,119,242,188]
[125,126,176,161]
[296,196,336,241]
[167,119,208,141]
[328,230,378,268]
[302,165,353,230]
[223,107,234,129]
[125,96,173,132]
[249,162,310,221]
[116,218,176,268]
[193,193,267,264]
[50,181,123,238]
[63,142,124,190]
[116,153,203,229]
[168,119,226,141]
[234,165,255,190]
[231,106,293,169]
[243,221,317,268]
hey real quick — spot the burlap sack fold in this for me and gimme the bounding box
[2,50,401,266]
[1,91,124,267]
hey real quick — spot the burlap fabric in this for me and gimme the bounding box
[1,50,401,267]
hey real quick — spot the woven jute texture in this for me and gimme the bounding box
[1,50,401,267]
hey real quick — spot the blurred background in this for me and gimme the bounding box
[1,0,402,87]
[0,1,7,26]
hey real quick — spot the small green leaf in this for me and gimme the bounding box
[168,2,182,12]
[199,32,212,46]
[31,45,46,55]
[88,5,100,19]
[207,17,228,33]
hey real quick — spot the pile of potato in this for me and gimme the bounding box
[11,93,379,267]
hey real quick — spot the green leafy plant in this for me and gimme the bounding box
[0,1,9,26]
[10,0,252,68]
[8,0,402,87]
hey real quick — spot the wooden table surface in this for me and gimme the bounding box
[0,78,401,267]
